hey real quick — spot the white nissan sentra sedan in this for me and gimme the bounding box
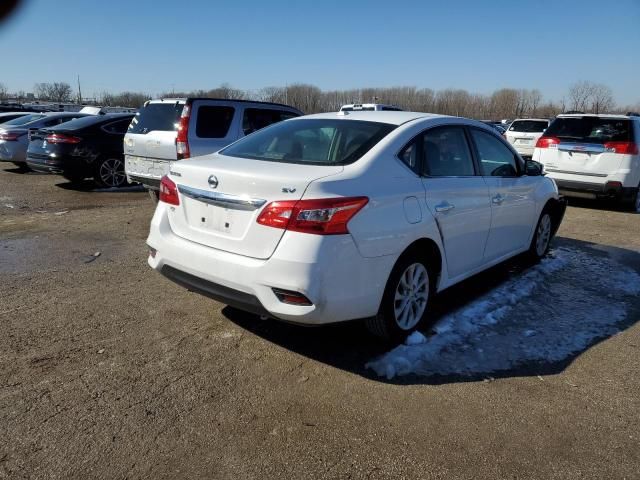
[147,111,566,341]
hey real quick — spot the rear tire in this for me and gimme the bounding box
[627,187,640,213]
[93,157,128,189]
[365,254,431,343]
[528,208,554,261]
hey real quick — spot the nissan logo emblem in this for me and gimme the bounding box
[208,175,219,189]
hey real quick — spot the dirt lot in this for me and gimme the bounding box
[1,165,639,479]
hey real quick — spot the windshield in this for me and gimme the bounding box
[220,119,397,165]
[2,114,46,126]
[545,117,632,143]
[509,120,548,133]
[128,102,183,134]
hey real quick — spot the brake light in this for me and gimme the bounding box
[176,103,191,160]
[604,142,639,155]
[44,133,82,144]
[0,131,24,141]
[159,175,179,206]
[257,197,368,235]
[535,136,560,149]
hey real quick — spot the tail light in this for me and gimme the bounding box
[535,136,560,149]
[176,103,191,160]
[0,131,24,141]
[159,175,180,205]
[45,133,82,144]
[257,197,368,235]
[604,142,639,155]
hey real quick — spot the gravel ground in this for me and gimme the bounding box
[1,165,639,479]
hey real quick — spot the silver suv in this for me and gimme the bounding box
[124,98,302,197]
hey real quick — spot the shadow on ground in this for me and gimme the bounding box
[224,237,640,385]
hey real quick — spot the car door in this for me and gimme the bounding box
[468,127,537,262]
[412,125,492,279]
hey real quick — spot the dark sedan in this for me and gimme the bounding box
[26,113,134,188]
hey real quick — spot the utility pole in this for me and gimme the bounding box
[77,74,82,104]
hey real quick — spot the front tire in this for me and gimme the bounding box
[94,157,128,188]
[528,208,554,261]
[365,255,431,342]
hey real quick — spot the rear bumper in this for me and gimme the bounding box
[146,202,394,325]
[125,155,170,190]
[552,178,636,200]
[129,174,161,189]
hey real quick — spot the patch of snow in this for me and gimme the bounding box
[366,248,639,380]
[405,331,427,346]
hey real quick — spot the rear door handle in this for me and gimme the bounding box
[435,202,455,213]
[492,194,505,205]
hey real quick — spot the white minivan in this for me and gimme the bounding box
[504,118,550,158]
[533,114,640,211]
[124,98,302,198]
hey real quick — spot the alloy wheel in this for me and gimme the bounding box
[99,158,126,188]
[393,263,429,330]
[536,213,552,256]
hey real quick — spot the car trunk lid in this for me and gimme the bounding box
[166,154,343,259]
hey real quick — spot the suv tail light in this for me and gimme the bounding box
[44,133,82,144]
[159,175,180,205]
[176,103,191,160]
[535,136,560,149]
[257,197,368,235]
[604,142,639,155]
[0,131,24,141]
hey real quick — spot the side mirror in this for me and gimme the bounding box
[525,159,544,176]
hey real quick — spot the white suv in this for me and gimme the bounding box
[533,114,640,211]
[146,111,566,341]
[504,118,550,158]
[124,98,302,197]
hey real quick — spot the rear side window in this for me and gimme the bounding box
[422,127,475,177]
[128,102,183,134]
[102,118,133,134]
[544,117,632,143]
[470,129,518,177]
[195,106,235,138]
[509,120,548,133]
[242,108,298,135]
[221,119,396,165]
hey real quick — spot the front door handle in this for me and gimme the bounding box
[492,194,505,205]
[435,202,455,213]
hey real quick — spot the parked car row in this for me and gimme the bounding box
[3,101,638,341]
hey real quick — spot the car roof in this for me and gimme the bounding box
[297,111,448,126]
[0,111,29,116]
[146,97,302,112]
[511,118,550,122]
[556,113,634,120]
[42,112,91,117]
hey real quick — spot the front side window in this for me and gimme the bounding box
[195,106,235,138]
[470,129,519,177]
[422,127,475,177]
[221,119,396,165]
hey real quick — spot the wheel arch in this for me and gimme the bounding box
[396,237,444,292]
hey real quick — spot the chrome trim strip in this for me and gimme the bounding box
[545,168,607,178]
[177,185,266,211]
[557,142,605,154]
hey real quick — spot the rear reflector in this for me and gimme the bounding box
[44,133,82,144]
[159,175,180,206]
[604,142,639,155]
[535,136,560,149]
[257,197,369,235]
[272,288,313,306]
[176,103,191,160]
[148,247,157,258]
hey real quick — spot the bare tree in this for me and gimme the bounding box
[568,81,594,112]
[590,83,614,114]
[0,82,7,101]
[34,82,73,102]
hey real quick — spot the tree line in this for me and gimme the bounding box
[1,80,637,119]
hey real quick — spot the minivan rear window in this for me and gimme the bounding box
[220,119,396,165]
[545,117,632,143]
[509,120,549,132]
[128,102,183,134]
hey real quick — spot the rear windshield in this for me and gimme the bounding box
[128,102,183,134]
[545,117,633,143]
[2,114,46,126]
[509,120,548,133]
[220,119,396,165]
[55,115,133,131]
